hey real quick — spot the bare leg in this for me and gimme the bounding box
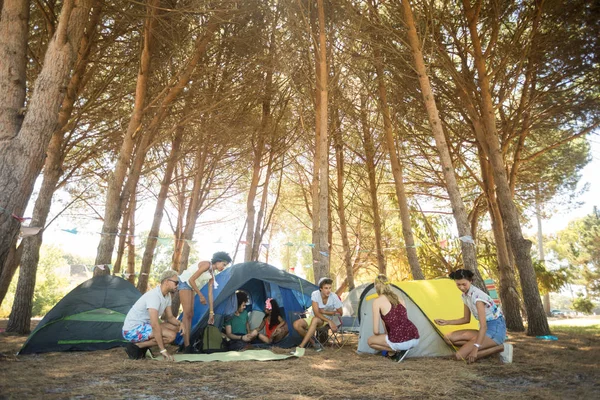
[179,289,194,347]
[135,325,178,349]
[455,335,503,362]
[271,325,289,343]
[367,334,393,352]
[298,318,324,348]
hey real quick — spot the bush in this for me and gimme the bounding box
[571,296,595,314]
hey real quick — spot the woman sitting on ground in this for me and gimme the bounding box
[224,291,258,350]
[256,298,288,344]
[367,275,420,362]
[434,269,512,364]
[292,277,343,353]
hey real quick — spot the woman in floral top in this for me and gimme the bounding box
[434,269,513,364]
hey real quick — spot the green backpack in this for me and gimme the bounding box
[200,325,227,353]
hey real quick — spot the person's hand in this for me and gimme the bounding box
[208,314,215,325]
[241,334,249,342]
[434,319,447,326]
[329,321,338,332]
[199,294,207,305]
[467,347,478,363]
[160,349,174,362]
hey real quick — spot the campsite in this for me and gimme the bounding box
[1,317,599,399]
[1,0,599,399]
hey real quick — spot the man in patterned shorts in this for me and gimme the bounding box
[122,270,181,360]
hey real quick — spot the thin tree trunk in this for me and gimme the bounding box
[112,200,131,276]
[359,95,386,275]
[138,128,183,293]
[401,0,483,287]
[332,95,354,290]
[463,0,549,336]
[372,43,423,280]
[0,0,28,141]
[536,186,551,316]
[4,0,95,334]
[176,145,209,274]
[94,0,159,266]
[245,134,265,262]
[480,148,525,331]
[252,150,274,260]
[310,0,329,282]
[126,194,136,285]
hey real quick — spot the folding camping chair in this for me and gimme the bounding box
[315,314,345,348]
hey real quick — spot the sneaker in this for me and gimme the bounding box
[290,347,306,357]
[499,343,513,364]
[313,342,324,352]
[393,349,410,363]
[125,343,144,360]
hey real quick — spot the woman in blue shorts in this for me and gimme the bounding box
[434,269,513,364]
[179,251,231,353]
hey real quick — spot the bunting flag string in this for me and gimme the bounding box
[0,205,31,223]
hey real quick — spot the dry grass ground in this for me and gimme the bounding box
[1,318,599,399]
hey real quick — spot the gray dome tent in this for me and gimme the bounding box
[19,275,141,354]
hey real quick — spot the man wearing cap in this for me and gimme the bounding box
[122,270,181,360]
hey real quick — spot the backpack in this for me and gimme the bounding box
[198,325,227,353]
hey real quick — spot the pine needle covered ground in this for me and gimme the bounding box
[1,318,598,399]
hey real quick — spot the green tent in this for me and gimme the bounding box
[19,275,141,354]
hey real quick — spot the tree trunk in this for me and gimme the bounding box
[535,187,551,316]
[0,0,94,300]
[126,194,136,285]
[332,93,354,291]
[372,43,423,280]
[251,149,275,260]
[0,0,28,141]
[138,128,183,293]
[4,0,95,334]
[0,243,22,305]
[479,148,525,331]
[310,0,329,283]
[359,95,386,275]
[0,2,101,316]
[402,0,484,286]
[94,0,159,266]
[463,0,550,336]
[176,145,209,274]
[245,135,265,262]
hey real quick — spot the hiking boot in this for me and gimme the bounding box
[393,349,410,363]
[499,343,513,364]
[125,343,144,360]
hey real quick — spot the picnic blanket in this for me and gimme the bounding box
[151,349,302,363]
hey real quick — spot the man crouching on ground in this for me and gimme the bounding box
[122,270,181,360]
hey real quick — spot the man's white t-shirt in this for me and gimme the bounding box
[123,286,172,331]
[310,290,343,321]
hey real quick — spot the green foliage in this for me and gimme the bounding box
[571,295,595,314]
[547,207,600,299]
[534,260,569,295]
[31,246,70,317]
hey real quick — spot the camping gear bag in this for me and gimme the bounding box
[196,325,227,353]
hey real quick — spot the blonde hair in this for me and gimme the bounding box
[374,274,400,307]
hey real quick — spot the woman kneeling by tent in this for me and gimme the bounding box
[434,269,513,364]
[368,275,420,362]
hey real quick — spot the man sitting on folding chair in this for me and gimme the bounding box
[292,277,343,354]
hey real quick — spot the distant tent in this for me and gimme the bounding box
[177,261,317,348]
[340,283,370,332]
[357,279,479,358]
[19,275,141,354]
